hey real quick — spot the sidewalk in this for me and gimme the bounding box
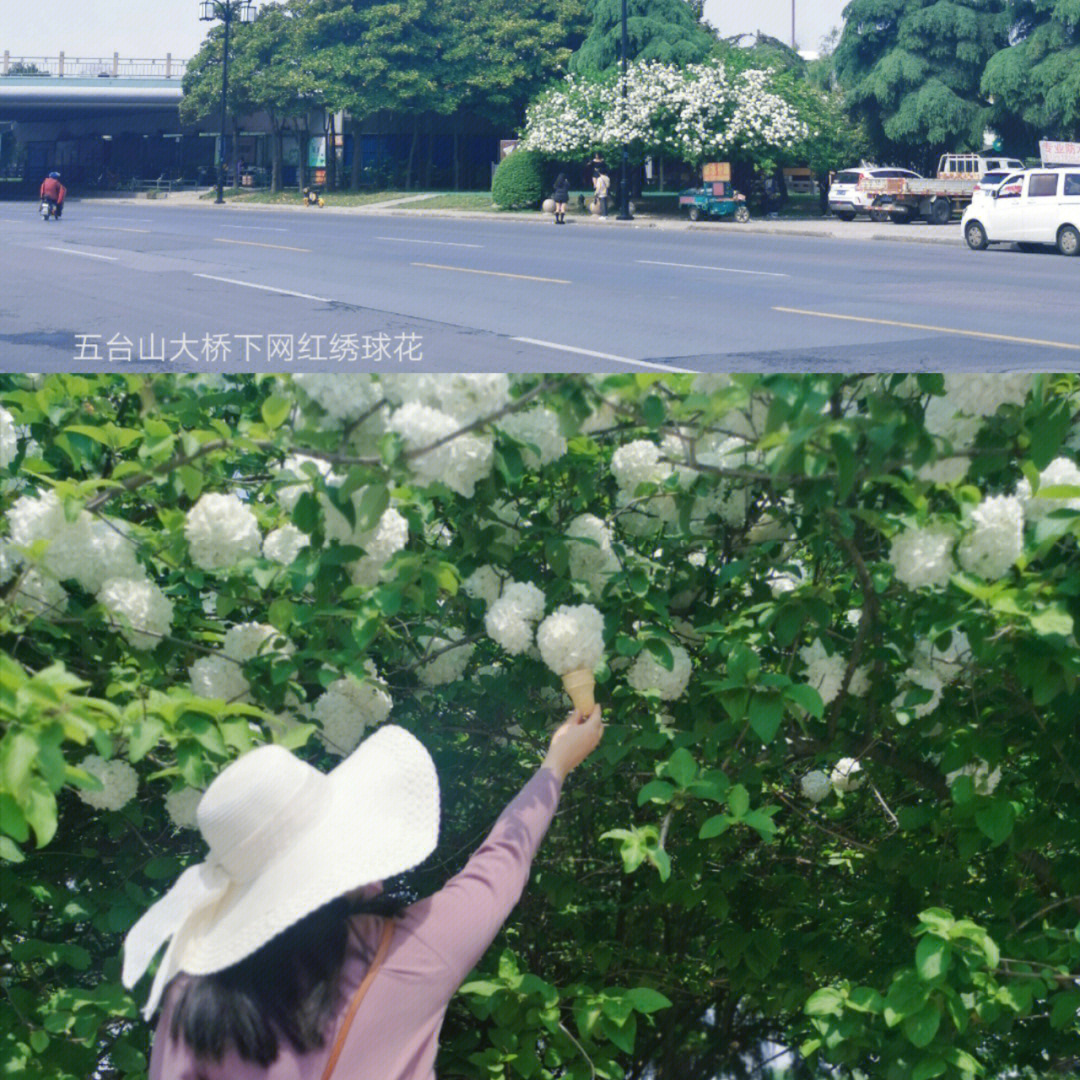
[71,189,964,247]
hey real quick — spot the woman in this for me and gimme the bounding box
[124,708,604,1079]
[552,173,570,225]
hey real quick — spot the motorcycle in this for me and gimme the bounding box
[40,198,60,222]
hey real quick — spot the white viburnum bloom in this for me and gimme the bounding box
[893,667,944,720]
[184,492,261,570]
[627,643,692,701]
[767,562,806,597]
[7,490,84,583]
[957,495,1024,579]
[76,755,138,811]
[497,408,567,468]
[223,622,294,663]
[293,374,382,426]
[800,770,831,804]
[333,505,409,587]
[798,639,847,706]
[263,524,310,565]
[485,581,546,655]
[1015,457,1080,519]
[275,454,337,513]
[417,629,474,686]
[536,604,605,675]
[888,525,956,589]
[0,407,18,468]
[463,565,503,606]
[611,440,671,493]
[388,402,494,498]
[830,757,863,793]
[164,787,202,830]
[189,654,250,702]
[694,435,755,527]
[567,514,619,592]
[313,669,393,756]
[913,632,971,686]
[917,456,971,485]
[379,374,510,427]
[0,542,19,584]
[98,577,173,650]
[945,759,1002,796]
[79,518,143,595]
[11,568,67,616]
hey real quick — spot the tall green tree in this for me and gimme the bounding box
[982,0,1080,145]
[568,0,718,75]
[834,0,1011,171]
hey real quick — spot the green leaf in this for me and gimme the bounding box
[974,799,1015,846]
[642,395,666,428]
[0,793,29,843]
[177,464,204,500]
[785,683,824,718]
[884,972,929,1026]
[805,987,845,1017]
[663,748,698,788]
[915,937,951,981]
[0,834,25,862]
[903,1004,941,1047]
[637,780,676,806]
[23,780,58,848]
[912,1058,947,1080]
[699,814,733,840]
[748,692,784,744]
[260,394,292,430]
[727,784,750,818]
[1028,604,1073,638]
[942,1046,984,1074]
[28,1030,49,1054]
[355,484,390,534]
[624,987,672,1013]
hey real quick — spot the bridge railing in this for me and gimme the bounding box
[1,53,188,79]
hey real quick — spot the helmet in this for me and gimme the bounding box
[48,171,61,179]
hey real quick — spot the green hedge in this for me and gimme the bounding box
[491,150,544,210]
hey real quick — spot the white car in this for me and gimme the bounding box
[962,168,1080,255]
[828,166,922,221]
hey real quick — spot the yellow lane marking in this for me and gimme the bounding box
[87,225,151,234]
[214,237,312,253]
[773,306,1080,352]
[412,261,571,284]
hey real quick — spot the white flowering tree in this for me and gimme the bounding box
[519,58,812,171]
[2,373,1080,1080]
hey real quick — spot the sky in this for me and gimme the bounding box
[1,0,850,62]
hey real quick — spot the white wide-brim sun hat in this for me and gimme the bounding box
[123,725,439,1019]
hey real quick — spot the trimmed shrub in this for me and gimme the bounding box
[491,150,544,209]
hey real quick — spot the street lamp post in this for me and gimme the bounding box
[199,0,255,205]
[617,0,632,220]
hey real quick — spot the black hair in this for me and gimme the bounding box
[169,889,407,1066]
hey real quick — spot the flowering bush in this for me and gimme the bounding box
[2,373,1080,1080]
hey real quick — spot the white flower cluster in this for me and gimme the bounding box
[463,564,504,606]
[567,514,620,593]
[164,786,202,830]
[184,492,261,570]
[830,757,863,793]
[945,759,1002,795]
[263,523,310,565]
[914,631,971,686]
[694,435,755,527]
[379,374,510,428]
[893,666,944,720]
[798,639,869,706]
[0,407,19,468]
[223,622,294,664]
[800,769,831,803]
[611,439,671,492]
[77,755,139,811]
[536,604,605,675]
[276,453,335,512]
[485,580,546,656]
[888,525,956,589]
[7,490,172,646]
[1016,456,1080,522]
[627,643,692,700]
[497,408,567,468]
[957,495,1024,579]
[294,374,383,426]
[387,402,493,498]
[417,628,474,686]
[189,623,293,702]
[313,663,393,755]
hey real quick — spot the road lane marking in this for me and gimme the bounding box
[513,337,699,373]
[219,224,290,232]
[412,262,570,284]
[193,273,331,303]
[214,237,312,252]
[378,236,482,248]
[92,216,152,222]
[773,306,1080,352]
[87,225,151,233]
[44,247,118,261]
[639,259,789,278]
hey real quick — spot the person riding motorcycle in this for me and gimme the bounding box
[40,171,67,219]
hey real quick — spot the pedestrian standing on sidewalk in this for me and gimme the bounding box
[552,173,570,224]
[594,171,611,218]
[123,707,604,1080]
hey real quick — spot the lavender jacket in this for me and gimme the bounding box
[148,767,563,1080]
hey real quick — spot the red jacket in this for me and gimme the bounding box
[40,177,66,204]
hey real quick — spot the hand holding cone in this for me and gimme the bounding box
[561,668,595,714]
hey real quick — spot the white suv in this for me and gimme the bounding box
[828,166,922,221]
[962,168,1080,255]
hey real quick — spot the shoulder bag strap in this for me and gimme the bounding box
[320,919,395,1080]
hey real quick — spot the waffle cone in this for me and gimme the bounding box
[561,669,595,714]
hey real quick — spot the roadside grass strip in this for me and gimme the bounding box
[773,306,1080,352]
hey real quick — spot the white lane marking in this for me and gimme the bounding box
[414,261,569,284]
[512,337,699,373]
[214,237,311,252]
[44,246,118,261]
[376,235,482,249]
[219,224,290,233]
[86,225,151,233]
[92,216,152,222]
[192,273,332,303]
[638,258,789,278]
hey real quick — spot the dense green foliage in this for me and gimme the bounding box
[3,374,1080,1080]
[491,150,545,208]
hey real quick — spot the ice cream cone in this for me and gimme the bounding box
[561,668,595,714]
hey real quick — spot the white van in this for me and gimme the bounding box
[828,166,922,221]
[961,168,1080,255]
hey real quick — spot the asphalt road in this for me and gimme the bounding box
[2,198,1078,371]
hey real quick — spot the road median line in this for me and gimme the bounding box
[413,262,570,284]
[512,337,699,373]
[214,237,312,252]
[640,259,788,278]
[44,247,118,261]
[192,273,332,303]
[773,307,1080,351]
